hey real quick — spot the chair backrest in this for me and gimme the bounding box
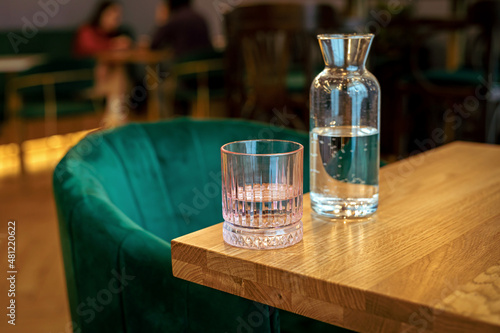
[11,58,97,121]
[468,0,500,83]
[53,118,309,332]
[0,29,76,125]
[16,58,96,98]
[224,4,338,119]
[55,118,310,243]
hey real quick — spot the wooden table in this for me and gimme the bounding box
[172,141,500,333]
[96,48,170,65]
[0,54,45,73]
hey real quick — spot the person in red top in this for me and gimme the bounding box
[74,1,132,126]
[74,1,131,57]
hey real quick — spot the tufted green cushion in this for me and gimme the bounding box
[54,118,328,332]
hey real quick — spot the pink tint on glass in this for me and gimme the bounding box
[221,140,303,249]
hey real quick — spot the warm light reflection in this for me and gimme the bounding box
[0,129,97,177]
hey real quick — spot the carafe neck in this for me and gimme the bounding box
[318,34,374,72]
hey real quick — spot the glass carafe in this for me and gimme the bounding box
[310,34,380,218]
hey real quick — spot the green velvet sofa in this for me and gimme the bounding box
[0,29,78,124]
[53,118,351,332]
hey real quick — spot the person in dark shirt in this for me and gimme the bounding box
[151,0,212,58]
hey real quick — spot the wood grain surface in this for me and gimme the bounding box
[172,141,500,333]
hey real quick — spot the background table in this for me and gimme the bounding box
[0,54,46,73]
[172,141,500,333]
[97,49,171,121]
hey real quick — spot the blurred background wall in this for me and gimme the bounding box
[1,0,456,43]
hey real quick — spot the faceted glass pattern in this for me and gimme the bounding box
[221,140,303,249]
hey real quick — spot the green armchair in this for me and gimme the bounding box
[54,118,353,332]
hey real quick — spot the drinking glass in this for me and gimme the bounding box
[221,140,303,249]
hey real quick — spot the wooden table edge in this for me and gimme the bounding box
[171,227,500,333]
[171,142,500,332]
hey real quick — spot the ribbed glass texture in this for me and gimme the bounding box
[221,140,303,249]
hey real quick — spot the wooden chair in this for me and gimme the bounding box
[163,50,225,118]
[7,59,100,173]
[224,4,339,129]
[393,1,500,156]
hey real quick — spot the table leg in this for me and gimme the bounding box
[147,64,161,121]
[4,73,26,174]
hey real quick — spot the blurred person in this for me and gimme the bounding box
[149,0,214,116]
[151,0,212,58]
[73,1,133,126]
[74,1,132,57]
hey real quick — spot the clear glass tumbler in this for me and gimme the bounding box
[221,140,303,249]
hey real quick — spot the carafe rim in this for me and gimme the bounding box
[318,33,374,40]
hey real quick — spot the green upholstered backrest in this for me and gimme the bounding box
[53,118,310,332]
[0,30,96,121]
[78,118,310,242]
[16,58,97,118]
